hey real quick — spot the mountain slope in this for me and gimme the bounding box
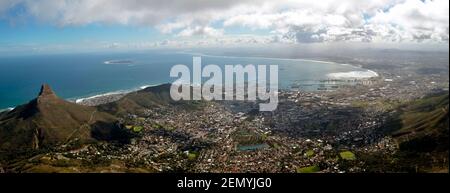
[0,84,129,151]
[382,92,449,172]
[98,83,202,115]
[392,92,449,152]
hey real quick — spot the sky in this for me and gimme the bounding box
[0,0,448,55]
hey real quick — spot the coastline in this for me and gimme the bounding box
[73,70,380,107]
[179,51,379,79]
[0,68,380,110]
[0,84,161,111]
[0,107,14,113]
[0,53,380,110]
[179,51,358,66]
[72,84,158,106]
[70,53,380,107]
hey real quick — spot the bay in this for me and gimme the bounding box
[0,50,377,109]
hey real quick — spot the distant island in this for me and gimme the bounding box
[104,59,134,64]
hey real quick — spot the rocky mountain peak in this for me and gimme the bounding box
[38,84,57,99]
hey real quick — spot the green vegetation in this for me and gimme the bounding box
[98,84,203,115]
[305,150,315,157]
[387,92,448,172]
[150,122,175,131]
[152,123,162,129]
[340,151,356,160]
[355,92,449,173]
[186,151,199,161]
[261,133,268,140]
[270,142,280,149]
[132,126,143,133]
[187,153,197,161]
[7,153,157,173]
[52,158,74,167]
[0,84,130,151]
[125,125,133,129]
[165,126,176,131]
[297,165,320,173]
[351,99,401,111]
[392,93,448,138]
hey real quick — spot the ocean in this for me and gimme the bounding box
[0,50,377,110]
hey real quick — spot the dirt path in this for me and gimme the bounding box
[65,110,97,142]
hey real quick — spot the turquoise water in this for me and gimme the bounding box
[0,51,373,109]
[237,143,270,151]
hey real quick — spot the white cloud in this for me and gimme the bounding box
[0,0,448,43]
[370,0,449,42]
[222,0,448,43]
[148,34,274,48]
[177,26,224,37]
[0,0,17,14]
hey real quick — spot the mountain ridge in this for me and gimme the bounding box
[0,84,130,151]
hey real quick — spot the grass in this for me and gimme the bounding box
[394,93,449,136]
[261,133,268,140]
[296,165,320,173]
[165,125,176,131]
[351,99,401,111]
[132,126,143,133]
[305,150,314,157]
[187,151,198,161]
[150,123,175,131]
[271,143,280,149]
[340,151,356,160]
[125,125,133,129]
[152,123,162,129]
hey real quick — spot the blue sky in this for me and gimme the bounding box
[0,0,448,55]
[0,21,164,44]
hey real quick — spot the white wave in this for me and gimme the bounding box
[327,70,379,79]
[140,84,158,89]
[75,91,125,103]
[74,84,161,104]
[181,52,349,65]
[0,107,14,112]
